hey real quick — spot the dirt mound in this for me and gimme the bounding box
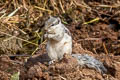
[0,0,120,79]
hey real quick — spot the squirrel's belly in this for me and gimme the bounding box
[56,38,72,59]
[46,43,58,60]
[47,33,72,60]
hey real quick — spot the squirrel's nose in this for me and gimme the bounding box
[44,27,48,32]
[44,29,47,32]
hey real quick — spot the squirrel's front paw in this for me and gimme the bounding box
[48,60,56,65]
[45,33,56,39]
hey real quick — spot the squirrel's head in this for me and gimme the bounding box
[44,16,62,34]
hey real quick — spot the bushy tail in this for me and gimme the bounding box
[72,54,107,74]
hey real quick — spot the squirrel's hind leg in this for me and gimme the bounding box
[48,59,56,65]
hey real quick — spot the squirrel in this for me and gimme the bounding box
[44,16,107,74]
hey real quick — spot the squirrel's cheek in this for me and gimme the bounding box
[44,34,48,38]
[47,29,51,32]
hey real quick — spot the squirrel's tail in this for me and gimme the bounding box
[72,54,107,74]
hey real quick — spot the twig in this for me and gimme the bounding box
[22,0,28,11]
[59,0,65,13]
[103,42,109,55]
[32,39,47,55]
[93,48,98,54]
[34,6,53,13]
[73,0,91,11]
[0,31,38,46]
[32,47,39,55]
[8,54,31,57]
[97,4,120,8]
[83,17,100,25]
[59,75,66,80]
[43,0,47,8]
[3,36,16,41]
[8,7,21,17]
[78,38,102,42]
[0,13,6,19]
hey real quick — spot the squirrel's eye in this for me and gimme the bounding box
[51,24,54,26]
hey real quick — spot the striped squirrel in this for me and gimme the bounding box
[44,16,107,74]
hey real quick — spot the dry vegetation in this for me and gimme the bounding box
[0,0,120,80]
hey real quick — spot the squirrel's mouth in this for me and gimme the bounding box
[46,31,55,34]
[45,29,56,34]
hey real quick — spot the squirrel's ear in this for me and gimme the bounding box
[48,16,52,19]
[57,17,61,23]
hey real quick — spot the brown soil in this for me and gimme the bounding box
[0,0,120,80]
